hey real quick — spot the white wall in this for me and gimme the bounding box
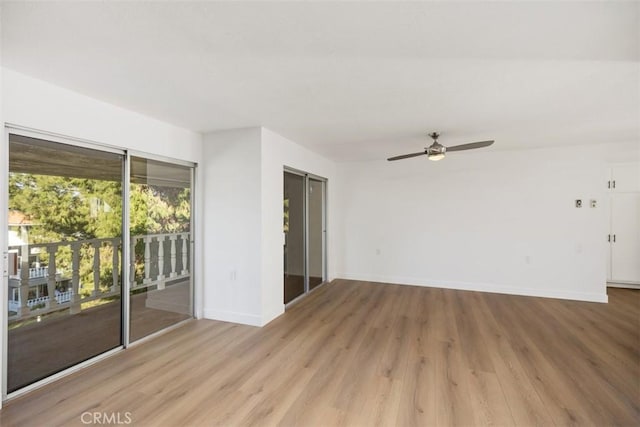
[201,127,337,326]
[2,69,202,162]
[202,128,263,325]
[336,143,638,303]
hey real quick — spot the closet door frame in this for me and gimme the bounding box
[284,167,327,305]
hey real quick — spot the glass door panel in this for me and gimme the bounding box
[308,178,325,290]
[284,172,305,303]
[129,157,193,342]
[7,134,124,393]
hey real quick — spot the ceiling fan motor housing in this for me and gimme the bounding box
[428,142,445,155]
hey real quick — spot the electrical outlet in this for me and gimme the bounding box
[575,199,582,208]
[590,199,597,208]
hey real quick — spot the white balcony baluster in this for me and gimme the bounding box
[92,242,100,297]
[181,233,189,276]
[143,237,151,284]
[170,235,177,278]
[111,239,120,293]
[71,242,81,314]
[19,244,31,317]
[46,245,58,309]
[157,235,165,290]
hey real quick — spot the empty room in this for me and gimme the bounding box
[0,1,638,426]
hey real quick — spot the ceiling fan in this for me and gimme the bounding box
[387,132,494,162]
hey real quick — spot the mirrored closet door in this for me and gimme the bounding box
[283,170,326,304]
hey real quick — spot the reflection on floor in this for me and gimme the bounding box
[8,281,191,393]
[131,281,191,342]
[309,275,323,290]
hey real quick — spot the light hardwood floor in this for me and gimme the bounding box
[1,279,638,426]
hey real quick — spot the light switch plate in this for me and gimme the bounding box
[590,199,597,208]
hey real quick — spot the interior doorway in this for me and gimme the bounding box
[283,170,326,304]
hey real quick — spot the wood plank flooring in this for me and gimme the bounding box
[1,279,638,426]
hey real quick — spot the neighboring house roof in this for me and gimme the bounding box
[8,210,35,226]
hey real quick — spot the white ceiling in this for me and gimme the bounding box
[1,1,638,161]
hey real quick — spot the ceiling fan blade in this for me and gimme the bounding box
[387,151,426,161]
[445,140,494,152]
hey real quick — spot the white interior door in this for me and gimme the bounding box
[610,193,640,283]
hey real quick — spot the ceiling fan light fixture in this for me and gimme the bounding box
[386,132,494,162]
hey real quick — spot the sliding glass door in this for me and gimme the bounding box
[6,134,124,393]
[284,172,305,304]
[129,157,193,342]
[4,131,196,397]
[283,170,326,304]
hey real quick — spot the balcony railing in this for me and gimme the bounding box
[7,232,190,321]
[15,266,51,279]
[8,289,74,312]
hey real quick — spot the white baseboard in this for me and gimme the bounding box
[202,308,262,326]
[336,273,608,303]
[607,282,640,289]
[261,305,285,326]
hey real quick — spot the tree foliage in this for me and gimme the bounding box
[9,173,190,242]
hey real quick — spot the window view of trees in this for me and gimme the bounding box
[10,174,123,242]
